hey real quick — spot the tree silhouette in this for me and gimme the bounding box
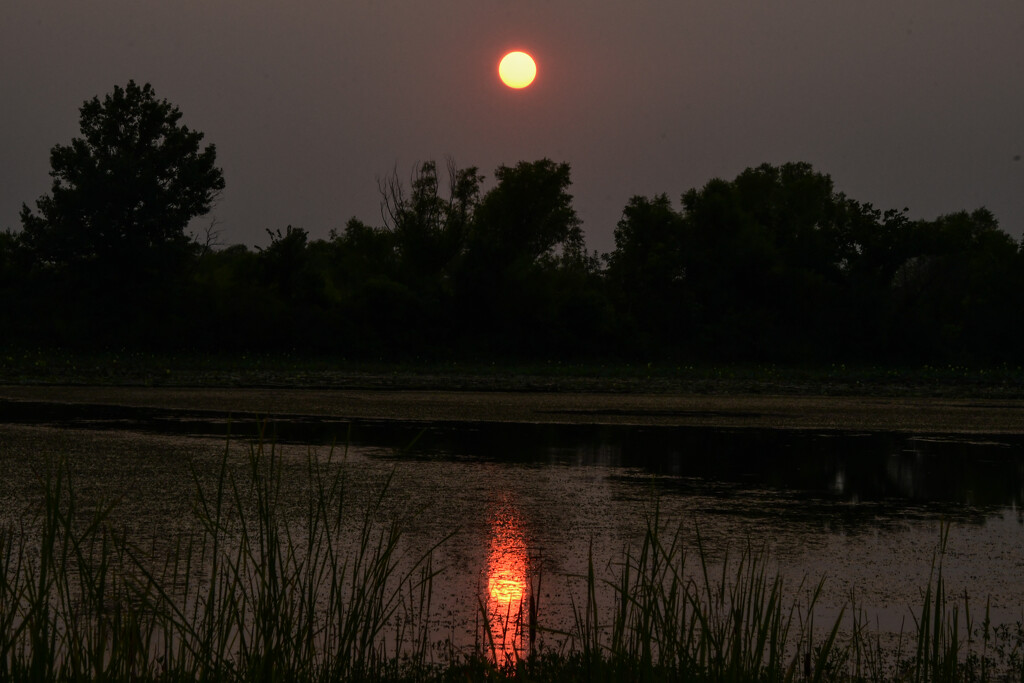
[891,208,1023,360]
[456,159,587,352]
[379,159,483,284]
[20,81,224,281]
[469,159,582,264]
[8,138,1024,361]
[606,194,689,351]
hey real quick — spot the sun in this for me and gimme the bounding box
[498,51,537,89]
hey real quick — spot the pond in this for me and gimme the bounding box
[1,395,1022,662]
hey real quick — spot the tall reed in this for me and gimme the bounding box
[550,511,839,682]
[539,512,1023,683]
[0,436,441,682]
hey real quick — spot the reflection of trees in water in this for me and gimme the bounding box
[385,423,1024,535]
[16,405,1019,515]
[607,429,1024,510]
[882,438,1024,509]
[596,430,1024,536]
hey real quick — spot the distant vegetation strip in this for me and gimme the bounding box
[3,349,1024,398]
[3,82,1024,363]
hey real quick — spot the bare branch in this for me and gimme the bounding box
[377,163,405,232]
[193,215,223,257]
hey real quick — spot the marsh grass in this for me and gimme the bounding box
[1,437,1023,682]
[0,436,446,682]
[542,513,842,683]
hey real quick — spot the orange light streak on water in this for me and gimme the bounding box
[487,542,527,609]
[484,500,531,662]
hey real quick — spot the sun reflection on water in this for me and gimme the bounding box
[483,497,533,662]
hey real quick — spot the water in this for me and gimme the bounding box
[1,397,1023,659]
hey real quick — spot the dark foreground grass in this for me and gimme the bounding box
[1,438,1022,682]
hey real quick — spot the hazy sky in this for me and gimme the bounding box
[3,1,1023,254]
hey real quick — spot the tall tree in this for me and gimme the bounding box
[678,163,859,359]
[469,158,582,264]
[606,194,688,350]
[379,159,483,284]
[20,81,224,280]
[458,159,586,353]
[891,208,1023,359]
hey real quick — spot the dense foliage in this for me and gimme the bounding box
[3,84,1023,362]
[10,81,224,348]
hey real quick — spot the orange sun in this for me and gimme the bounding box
[498,51,537,89]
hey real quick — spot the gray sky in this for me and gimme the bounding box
[3,1,1023,254]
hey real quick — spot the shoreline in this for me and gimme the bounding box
[3,384,1024,434]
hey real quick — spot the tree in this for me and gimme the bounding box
[378,158,483,284]
[20,81,224,279]
[605,194,688,350]
[890,208,1023,359]
[256,225,320,302]
[469,159,582,264]
[456,159,587,353]
[0,230,32,343]
[677,163,865,359]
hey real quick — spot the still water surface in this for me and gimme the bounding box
[1,400,1022,658]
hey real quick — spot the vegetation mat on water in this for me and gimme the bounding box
[1,435,1022,682]
[5,349,1024,398]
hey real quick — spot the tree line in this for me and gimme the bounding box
[3,82,1023,363]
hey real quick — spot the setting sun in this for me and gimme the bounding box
[498,51,537,89]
